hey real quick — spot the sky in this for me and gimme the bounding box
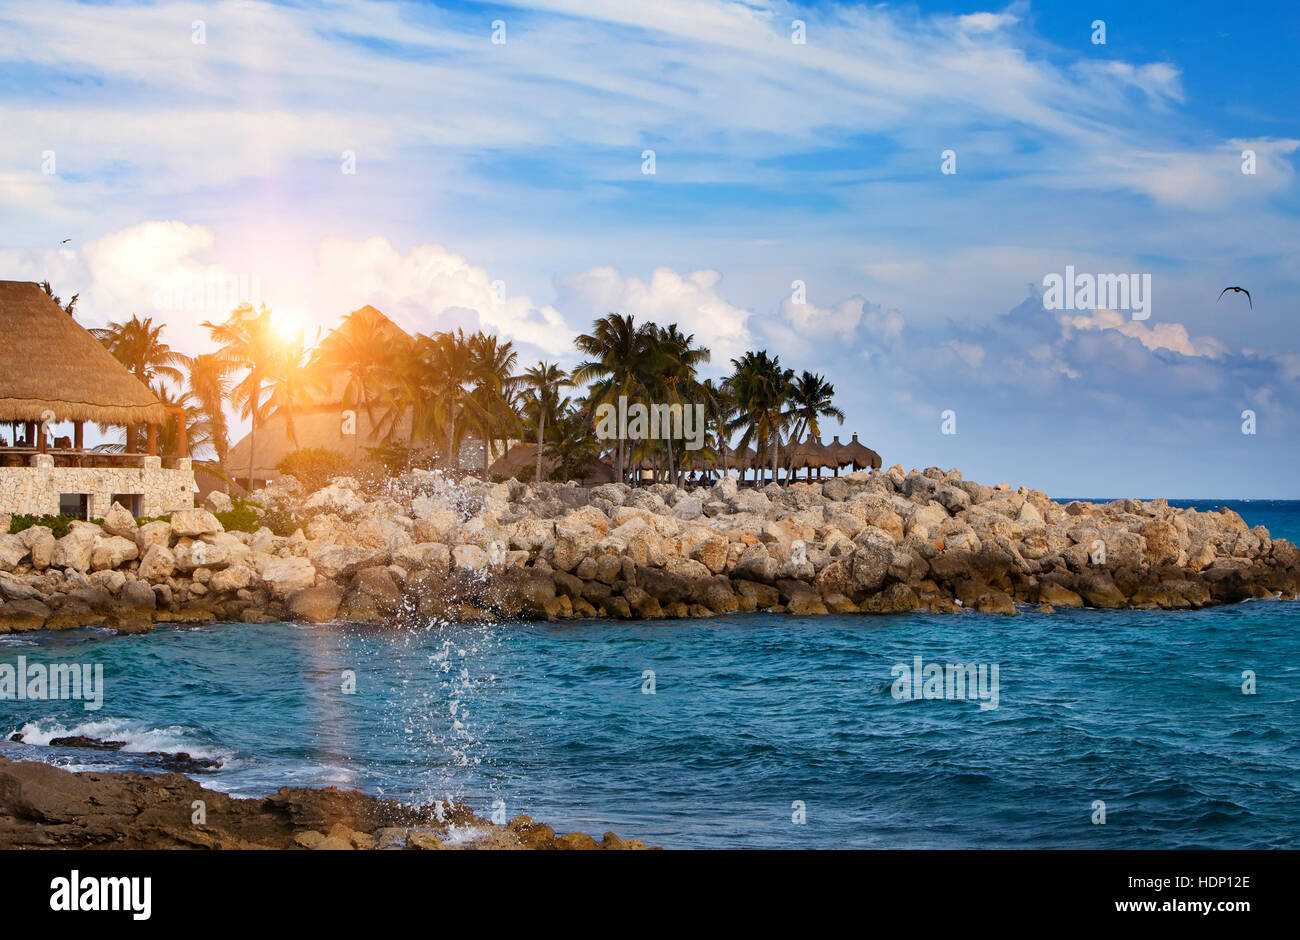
[0,0,1296,497]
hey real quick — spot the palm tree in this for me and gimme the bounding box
[574,314,655,483]
[186,353,231,467]
[91,314,188,452]
[646,323,710,487]
[726,350,793,485]
[700,377,736,479]
[261,333,323,451]
[203,303,281,489]
[409,329,477,468]
[784,371,844,480]
[310,306,405,462]
[40,281,79,317]
[519,362,570,483]
[544,403,603,483]
[153,383,210,460]
[467,332,520,472]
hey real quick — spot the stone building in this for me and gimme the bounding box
[0,280,195,519]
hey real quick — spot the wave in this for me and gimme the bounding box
[8,716,234,766]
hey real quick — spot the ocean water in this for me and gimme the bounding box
[1,500,1297,849]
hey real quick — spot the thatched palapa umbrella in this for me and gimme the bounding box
[791,435,835,480]
[833,433,882,472]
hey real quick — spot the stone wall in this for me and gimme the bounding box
[0,456,195,518]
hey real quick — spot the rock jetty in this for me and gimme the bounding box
[1,465,1296,631]
[0,752,649,849]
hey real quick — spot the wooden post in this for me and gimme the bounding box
[74,421,84,450]
[168,406,187,458]
[125,424,137,454]
[38,424,47,454]
[147,423,158,456]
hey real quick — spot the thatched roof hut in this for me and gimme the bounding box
[791,435,834,471]
[0,280,168,425]
[226,306,418,486]
[833,433,882,471]
[489,441,614,485]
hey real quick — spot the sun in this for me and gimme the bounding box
[271,307,310,344]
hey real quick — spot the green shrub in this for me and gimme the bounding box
[276,447,355,494]
[214,500,264,534]
[7,514,102,539]
[257,504,301,537]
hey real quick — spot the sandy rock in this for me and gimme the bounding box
[0,598,51,631]
[91,535,139,571]
[136,544,176,582]
[211,564,254,593]
[135,520,173,552]
[256,556,317,599]
[0,534,28,571]
[308,542,388,581]
[101,502,138,539]
[17,526,55,570]
[287,582,345,623]
[170,508,224,538]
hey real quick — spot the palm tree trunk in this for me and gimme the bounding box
[536,410,545,483]
[247,414,256,492]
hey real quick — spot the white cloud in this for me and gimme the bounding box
[312,237,572,355]
[1060,308,1225,358]
[557,265,753,366]
[957,12,1019,34]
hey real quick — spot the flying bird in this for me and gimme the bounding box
[1218,286,1252,309]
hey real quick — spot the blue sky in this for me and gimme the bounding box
[1,0,1296,496]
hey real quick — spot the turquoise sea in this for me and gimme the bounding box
[2,500,1297,848]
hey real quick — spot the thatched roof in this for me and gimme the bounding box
[0,280,168,425]
[833,433,882,470]
[489,441,615,485]
[227,306,421,481]
[227,404,406,482]
[791,435,834,469]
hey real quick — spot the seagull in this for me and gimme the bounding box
[60,238,70,244]
[1218,286,1252,309]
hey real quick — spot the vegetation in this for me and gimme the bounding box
[213,500,264,534]
[276,447,354,493]
[82,292,855,491]
[7,514,102,539]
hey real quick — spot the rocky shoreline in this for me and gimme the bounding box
[2,465,1297,633]
[0,751,649,849]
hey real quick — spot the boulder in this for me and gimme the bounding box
[211,564,254,593]
[204,490,234,514]
[691,535,730,574]
[135,520,173,552]
[0,534,28,571]
[90,535,139,571]
[20,525,56,570]
[452,544,489,571]
[1037,581,1084,609]
[673,496,703,521]
[170,509,224,538]
[136,544,176,582]
[346,566,404,617]
[308,543,388,581]
[101,502,138,539]
[256,556,317,599]
[0,598,51,631]
[287,583,345,623]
